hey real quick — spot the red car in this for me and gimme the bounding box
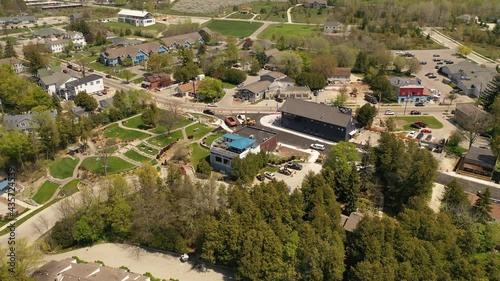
[421,129,432,133]
[415,121,427,128]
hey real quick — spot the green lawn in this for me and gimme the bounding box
[249,2,290,21]
[149,118,193,134]
[104,124,151,141]
[228,13,254,19]
[222,82,237,89]
[190,143,210,168]
[148,130,184,147]
[132,77,144,84]
[60,179,80,197]
[101,21,164,32]
[392,116,444,130]
[116,70,138,80]
[136,144,159,155]
[205,133,224,146]
[81,156,137,175]
[290,7,330,24]
[90,61,113,72]
[124,150,152,163]
[258,24,323,40]
[49,157,79,179]
[185,123,213,140]
[122,115,148,130]
[33,181,60,204]
[204,20,263,37]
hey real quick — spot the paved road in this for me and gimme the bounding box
[436,172,500,202]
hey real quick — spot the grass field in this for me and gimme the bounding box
[185,123,213,140]
[392,116,444,130]
[204,20,263,37]
[81,156,136,175]
[249,1,290,22]
[258,24,323,40]
[190,143,210,168]
[49,157,79,179]
[228,13,254,19]
[148,130,184,147]
[60,179,80,197]
[204,133,224,146]
[89,61,115,72]
[122,115,148,130]
[290,7,330,24]
[101,21,164,32]
[124,150,152,163]
[33,181,59,204]
[222,82,237,89]
[104,124,151,141]
[149,117,193,134]
[136,144,159,155]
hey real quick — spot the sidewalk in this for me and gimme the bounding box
[259,114,337,145]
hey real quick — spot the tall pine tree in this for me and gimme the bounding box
[479,74,500,111]
[4,38,16,58]
[472,188,492,223]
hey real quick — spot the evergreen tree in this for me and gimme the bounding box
[472,188,492,223]
[4,38,16,58]
[352,51,368,74]
[479,74,500,111]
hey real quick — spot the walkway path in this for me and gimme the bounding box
[286,4,302,23]
[248,21,271,40]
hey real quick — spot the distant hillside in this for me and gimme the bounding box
[171,0,288,15]
[0,0,27,16]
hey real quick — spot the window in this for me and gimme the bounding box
[215,156,222,163]
[223,158,229,165]
[96,81,100,84]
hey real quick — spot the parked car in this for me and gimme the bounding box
[208,103,218,107]
[264,172,275,179]
[415,121,427,127]
[425,134,433,141]
[407,131,416,138]
[384,110,396,115]
[87,68,94,72]
[420,61,427,65]
[480,132,492,139]
[428,74,437,78]
[203,109,215,115]
[415,102,425,107]
[410,110,421,115]
[437,62,444,65]
[439,138,446,145]
[435,66,440,69]
[310,143,325,151]
[278,167,292,176]
[425,72,434,76]
[275,97,284,103]
[433,54,440,57]
[411,123,422,129]
[287,163,303,170]
[421,129,432,133]
[62,69,68,73]
[105,74,112,78]
[256,174,265,181]
[224,116,237,127]
[416,132,425,140]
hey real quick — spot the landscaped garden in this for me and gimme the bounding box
[49,157,79,179]
[204,20,263,37]
[104,124,151,141]
[149,117,194,134]
[122,115,147,130]
[60,179,80,197]
[258,24,323,40]
[204,132,224,146]
[136,144,159,156]
[124,150,152,163]
[185,123,213,140]
[147,130,184,147]
[32,181,60,204]
[81,156,136,175]
[190,143,210,168]
[391,116,444,130]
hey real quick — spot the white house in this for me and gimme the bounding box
[38,73,78,96]
[0,57,26,73]
[117,9,155,27]
[45,38,69,53]
[2,110,57,133]
[66,74,104,97]
[63,31,87,49]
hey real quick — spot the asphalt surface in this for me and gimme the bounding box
[436,172,500,203]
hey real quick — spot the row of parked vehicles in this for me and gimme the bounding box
[256,163,303,181]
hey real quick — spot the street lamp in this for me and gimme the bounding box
[402,92,413,116]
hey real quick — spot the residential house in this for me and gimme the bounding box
[45,38,69,53]
[324,21,344,34]
[456,14,478,24]
[109,37,143,47]
[210,126,278,175]
[38,73,78,96]
[176,80,201,98]
[260,71,287,82]
[142,73,173,90]
[340,212,365,232]
[62,31,87,49]
[99,97,113,109]
[440,61,496,98]
[0,57,26,73]
[269,86,311,100]
[198,27,214,39]
[36,66,62,79]
[280,98,357,142]
[32,27,65,38]
[71,106,90,118]
[328,67,351,84]
[117,9,155,27]
[65,74,104,98]
[457,147,498,180]
[264,48,281,63]
[303,0,327,8]
[68,13,82,22]
[162,32,203,49]
[100,41,168,66]
[240,7,253,14]
[0,16,35,25]
[454,103,490,129]
[389,77,430,103]
[33,258,150,281]
[2,110,57,133]
[235,81,272,102]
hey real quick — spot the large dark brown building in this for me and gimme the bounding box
[458,147,498,179]
[280,98,357,142]
[142,73,172,90]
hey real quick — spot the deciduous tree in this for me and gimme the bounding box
[296,72,326,91]
[311,55,337,79]
[141,103,160,127]
[147,53,173,73]
[197,77,224,101]
[271,51,303,77]
[74,91,98,112]
[4,37,16,58]
[355,103,377,127]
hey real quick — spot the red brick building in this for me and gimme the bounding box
[142,73,172,90]
[389,77,431,103]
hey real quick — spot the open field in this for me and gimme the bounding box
[60,179,80,197]
[32,181,59,204]
[147,130,184,147]
[258,24,323,39]
[122,115,148,130]
[249,1,290,21]
[171,0,287,15]
[204,20,264,37]
[101,21,164,32]
[124,150,152,163]
[190,143,210,168]
[185,123,213,140]
[104,124,151,141]
[81,156,136,175]
[49,157,79,179]
[392,116,444,130]
[290,7,330,24]
[228,13,254,19]
[149,118,193,134]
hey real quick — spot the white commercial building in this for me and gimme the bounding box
[66,74,104,97]
[117,9,155,27]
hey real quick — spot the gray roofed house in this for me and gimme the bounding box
[342,212,365,232]
[38,73,78,96]
[32,27,65,38]
[280,98,357,142]
[2,110,57,133]
[260,71,287,82]
[0,57,26,73]
[162,32,203,48]
[454,103,490,129]
[108,37,144,47]
[0,16,35,24]
[99,97,114,109]
[458,147,498,179]
[69,13,82,22]
[324,21,344,34]
[66,74,103,88]
[440,61,496,97]
[71,106,90,118]
[235,80,272,102]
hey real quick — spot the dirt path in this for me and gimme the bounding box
[45,243,234,281]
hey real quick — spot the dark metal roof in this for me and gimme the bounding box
[464,147,498,170]
[280,98,353,127]
[66,74,103,88]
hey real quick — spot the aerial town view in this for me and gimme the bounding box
[0,0,500,280]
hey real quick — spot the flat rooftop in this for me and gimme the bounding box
[233,126,278,146]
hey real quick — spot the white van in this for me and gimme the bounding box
[310,143,325,151]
